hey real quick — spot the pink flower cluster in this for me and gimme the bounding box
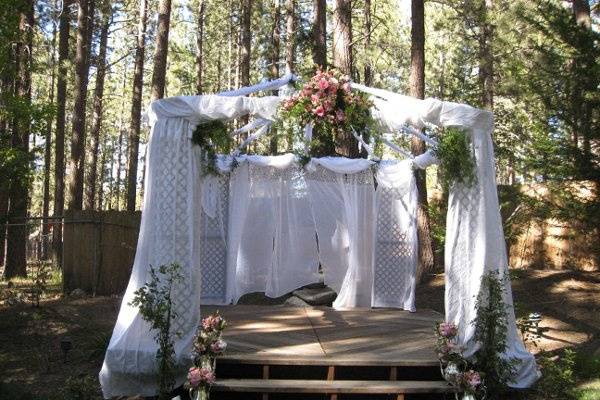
[436,341,461,359]
[210,339,227,354]
[281,69,358,124]
[461,370,482,390]
[438,322,458,338]
[202,313,225,332]
[187,367,216,388]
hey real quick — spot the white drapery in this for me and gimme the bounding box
[226,154,320,302]
[100,92,538,398]
[374,92,539,388]
[305,157,377,308]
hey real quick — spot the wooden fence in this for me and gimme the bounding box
[61,182,598,296]
[63,210,141,295]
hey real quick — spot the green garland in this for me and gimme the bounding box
[191,119,232,175]
[435,127,477,189]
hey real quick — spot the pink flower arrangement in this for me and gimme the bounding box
[278,69,374,154]
[188,367,216,388]
[434,321,484,396]
[188,312,227,397]
[438,322,458,338]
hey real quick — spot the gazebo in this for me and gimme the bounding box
[99,76,538,398]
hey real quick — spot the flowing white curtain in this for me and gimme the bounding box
[226,155,320,302]
[100,95,284,398]
[99,117,203,398]
[305,157,377,309]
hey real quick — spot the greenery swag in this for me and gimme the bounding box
[192,119,232,175]
[434,127,477,189]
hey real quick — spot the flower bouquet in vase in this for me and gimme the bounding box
[435,322,484,400]
[186,312,227,400]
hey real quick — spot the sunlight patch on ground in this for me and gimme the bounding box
[529,315,591,353]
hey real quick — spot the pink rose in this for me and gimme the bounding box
[438,322,458,338]
[342,82,351,92]
[318,78,329,90]
[188,367,216,388]
[313,105,325,117]
[211,339,227,354]
[462,370,481,389]
[311,94,320,104]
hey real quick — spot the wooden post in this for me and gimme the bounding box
[327,366,336,400]
[262,365,269,400]
[390,366,398,380]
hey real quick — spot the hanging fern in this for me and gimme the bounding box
[191,119,232,175]
[435,127,477,189]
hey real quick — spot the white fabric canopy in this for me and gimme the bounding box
[100,91,538,397]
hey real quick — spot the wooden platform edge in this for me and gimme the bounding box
[217,355,440,366]
[212,379,453,394]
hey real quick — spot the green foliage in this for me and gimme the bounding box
[191,119,233,175]
[28,262,52,307]
[435,127,477,189]
[129,263,184,399]
[57,376,101,400]
[472,271,520,398]
[535,350,578,400]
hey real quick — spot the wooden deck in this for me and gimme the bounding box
[202,305,443,367]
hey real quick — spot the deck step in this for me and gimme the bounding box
[212,379,452,394]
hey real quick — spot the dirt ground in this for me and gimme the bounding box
[1,269,599,399]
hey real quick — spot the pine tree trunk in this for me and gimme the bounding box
[312,0,327,69]
[0,188,7,267]
[43,9,58,250]
[116,66,128,211]
[126,0,148,212]
[67,0,92,211]
[270,0,281,153]
[240,0,251,88]
[116,128,124,211]
[332,0,359,158]
[98,131,109,211]
[363,0,372,86]
[85,1,111,210]
[573,0,591,28]
[332,0,352,77]
[285,0,295,74]
[478,0,494,110]
[572,0,593,173]
[195,0,205,95]
[409,0,435,283]
[52,0,71,267]
[5,0,34,279]
[150,0,172,101]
